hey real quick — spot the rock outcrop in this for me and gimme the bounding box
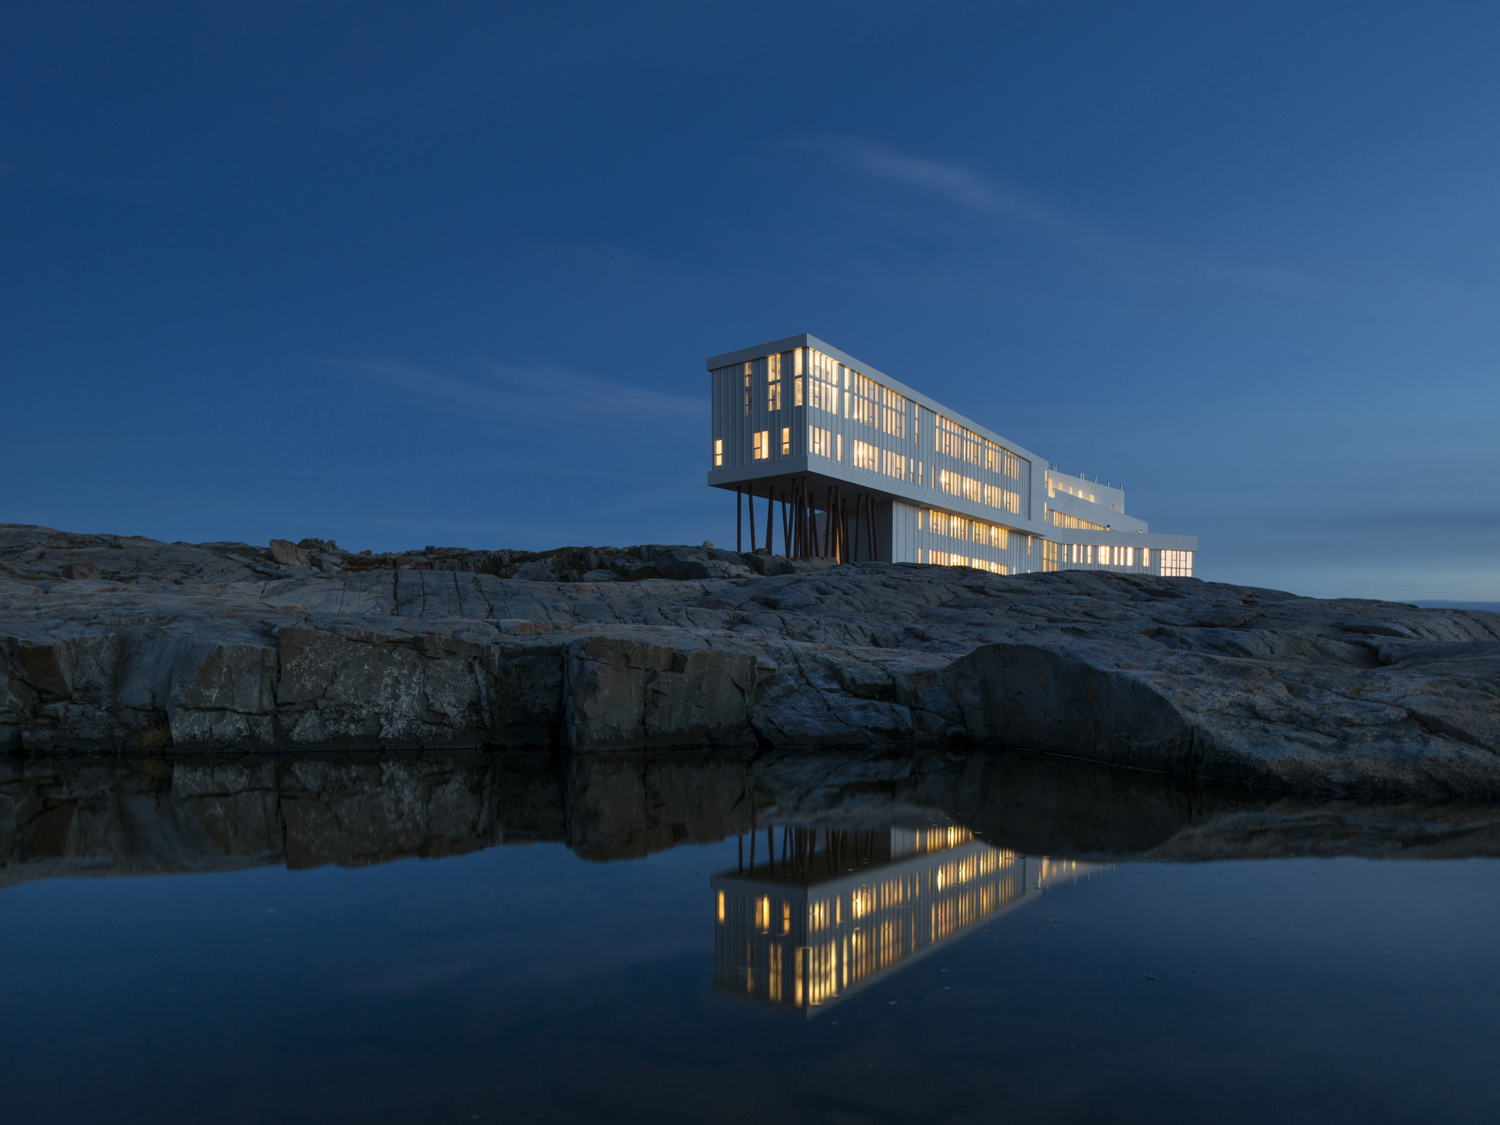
[3,523,1499,798]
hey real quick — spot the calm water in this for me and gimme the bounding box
[1,751,1497,1124]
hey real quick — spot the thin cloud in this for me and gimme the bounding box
[832,139,1053,224]
[331,359,706,424]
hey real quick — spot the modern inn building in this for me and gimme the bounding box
[707,333,1197,577]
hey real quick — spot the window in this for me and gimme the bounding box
[807,349,839,414]
[939,470,983,504]
[881,449,907,481]
[928,550,970,567]
[1042,541,1059,572]
[986,441,1023,479]
[767,353,782,411]
[808,425,834,459]
[713,438,723,467]
[936,415,984,466]
[984,484,1022,514]
[849,371,879,428]
[970,558,1009,575]
[1160,550,1194,577]
[743,364,752,416]
[837,434,843,461]
[927,509,972,541]
[973,523,1009,549]
[781,427,791,455]
[1048,509,1107,531]
[853,439,878,471]
[1140,548,1150,569]
[753,430,770,460]
[794,348,804,407]
[882,387,908,439]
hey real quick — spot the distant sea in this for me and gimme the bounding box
[1413,601,1500,612]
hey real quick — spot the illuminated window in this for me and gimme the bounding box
[808,425,834,459]
[928,550,970,567]
[717,890,725,923]
[971,558,1008,575]
[1140,548,1149,569]
[767,353,782,411]
[881,449,907,481]
[743,364,752,416]
[853,439,878,471]
[985,441,1023,479]
[713,438,723,467]
[849,371,879,428]
[938,470,983,503]
[1160,550,1194,577]
[837,434,842,461]
[928,509,971,541]
[780,427,791,455]
[984,483,1022,513]
[882,387,908,438]
[753,430,770,460]
[1049,509,1107,531]
[755,896,771,933]
[807,349,840,413]
[794,348,804,406]
[936,415,984,466]
[1042,540,1059,572]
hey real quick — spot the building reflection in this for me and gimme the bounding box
[712,825,1098,1014]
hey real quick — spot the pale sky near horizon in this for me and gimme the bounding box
[4,2,1497,601]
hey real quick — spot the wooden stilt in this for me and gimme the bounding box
[764,484,773,554]
[858,492,870,564]
[736,487,742,553]
[748,487,756,552]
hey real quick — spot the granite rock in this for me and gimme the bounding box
[3,523,1499,798]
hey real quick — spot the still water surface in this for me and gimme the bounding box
[1,751,1497,1124]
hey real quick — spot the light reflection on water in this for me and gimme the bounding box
[714,825,1103,1013]
[2,750,1499,1124]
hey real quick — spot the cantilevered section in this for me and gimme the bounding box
[708,333,1198,576]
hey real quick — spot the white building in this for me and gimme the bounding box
[707,333,1197,576]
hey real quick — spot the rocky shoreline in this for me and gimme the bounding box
[3,524,1499,799]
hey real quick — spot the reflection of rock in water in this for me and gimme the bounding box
[0,752,566,887]
[4,748,1500,888]
[712,825,1100,1013]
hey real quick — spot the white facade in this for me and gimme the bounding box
[707,334,1197,577]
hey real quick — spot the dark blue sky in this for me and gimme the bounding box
[4,1,1497,599]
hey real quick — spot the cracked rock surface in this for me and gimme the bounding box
[4,523,1499,798]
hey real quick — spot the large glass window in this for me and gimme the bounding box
[1048,508,1104,531]
[936,416,984,467]
[713,438,723,467]
[753,430,770,460]
[853,439,878,471]
[1160,550,1194,577]
[849,372,879,429]
[781,427,791,455]
[743,364,752,416]
[767,353,782,411]
[882,387,909,439]
[808,425,834,459]
[807,350,840,414]
[881,449,907,481]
